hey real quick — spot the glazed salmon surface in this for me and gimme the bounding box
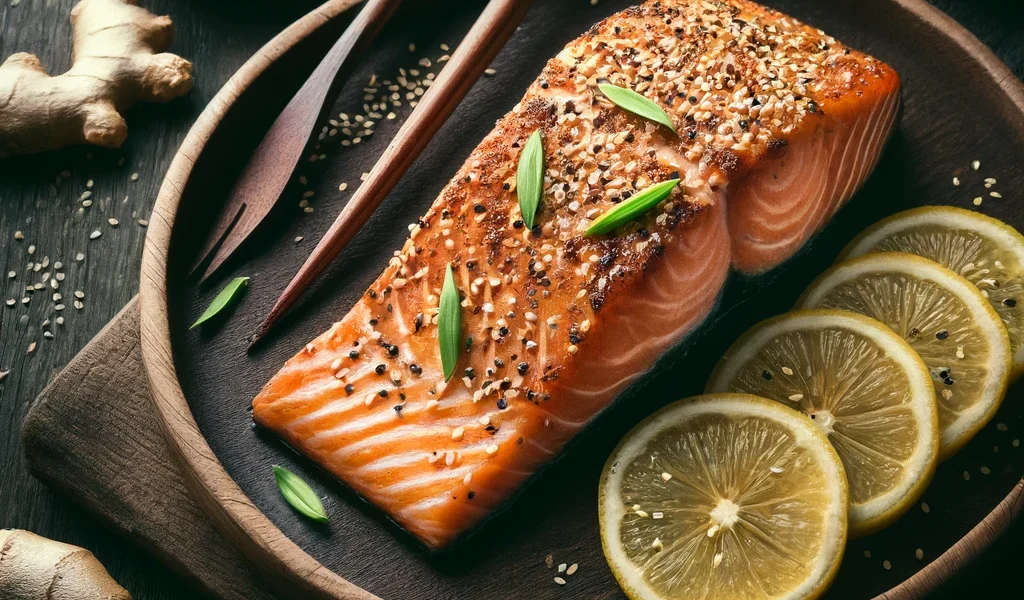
[253,0,900,549]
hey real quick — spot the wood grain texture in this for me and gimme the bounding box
[1,1,1022,599]
[139,0,1024,599]
[21,298,276,600]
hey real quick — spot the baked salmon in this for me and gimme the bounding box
[253,0,900,549]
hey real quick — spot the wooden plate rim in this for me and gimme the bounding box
[139,1,1024,599]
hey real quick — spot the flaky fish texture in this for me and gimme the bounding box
[253,0,900,549]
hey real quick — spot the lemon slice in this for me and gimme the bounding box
[839,206,1024,374]
[798,252,1011,457]
[705,309,938,536]
[599,394,847,600]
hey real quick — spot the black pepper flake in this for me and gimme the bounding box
[369,318,378,326]
[378,389,389,398]
[344,384,354,395]
[762,370,773,381]
[464,367,476,381]
[513,219,524,229]
[807,100,819,114]
[414,313,423,332]
[410,363,422,375]
[368,290,377,299]
[474,203,486,213]
[394,404,403,414]
[465,336,473,351]
[497,398,508,410]
[383,342,399,356]
[517,362,529,375]
[1004,298,1017,307]
[494,358,505,368]
[936,330,949,340]
[349,350,360,359]
[687,130,697,140]
[375,364,387,375]
[499,327,509,337]
[503,183,511,191]
[468,491,476,500]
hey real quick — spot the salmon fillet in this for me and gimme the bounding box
[253,0,900,549]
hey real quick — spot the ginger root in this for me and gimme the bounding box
[0,529,131,599]
[0,0,193,157]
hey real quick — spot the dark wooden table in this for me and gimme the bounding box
[0,1,1021,598]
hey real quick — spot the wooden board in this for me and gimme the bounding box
[21,298,277,600]
[139,0,1024,598]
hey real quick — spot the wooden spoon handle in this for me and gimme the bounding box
[256,0,535,341]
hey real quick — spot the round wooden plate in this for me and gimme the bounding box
[141,1,1024,598]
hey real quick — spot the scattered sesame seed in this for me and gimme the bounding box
[990,192,1002,198]
[997,423,1008,431]
[963,471,970,481]
[973,197,983,206]
[89,230,102,240]
[553,577,566,586]
[108,218,119,227]
[130,172,140,181]
[971,160,980,171]
[14,231,23,241]
[661,472,672,482]
[27,341,36,354]
[915,548,924,560]
[921,502,930,513]
[557,563,566,573]
[952,177,960,186]
[781,366,794,375]
[980,466,991,475]
[863,550,872,558]
[883,560,891,570]
[787,393,803,402]
[566,563,578,576]
[484,68,497,77]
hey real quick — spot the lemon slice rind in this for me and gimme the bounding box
[798,252,1011,457]
[838,205,1024,372]
[705,309,938,536]
[599,394,848,600]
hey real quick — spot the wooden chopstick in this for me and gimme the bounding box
[253,0,535,342]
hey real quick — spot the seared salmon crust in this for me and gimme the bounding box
[253,0,900,549]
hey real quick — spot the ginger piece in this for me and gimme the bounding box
[0,0,193,157]
[0,529,131,599]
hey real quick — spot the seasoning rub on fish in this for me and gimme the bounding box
[253,0,900,549]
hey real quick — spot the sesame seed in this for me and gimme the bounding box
[990,192,1002,198]
[863,550,872,558]
[963,471,970,481]
[557,563,566,573]
[781,366,794,375]
[921,502,930,513]
[661,472,672,482]
[952,177,960,186]
[553,577,566,586]
[997,423,1008,431]
[980,466,991,475]
[787,393,803,402]
[915,548,924,560]
[130,172,140,181]
[883,560,891,571]
[451,426,464,441]
[971,160,980,171]
[713,553,723,568]
[973,197,983,206]
[566,563,578,576]
[89,230,102,240]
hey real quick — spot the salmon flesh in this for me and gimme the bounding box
[253,0,900,549]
